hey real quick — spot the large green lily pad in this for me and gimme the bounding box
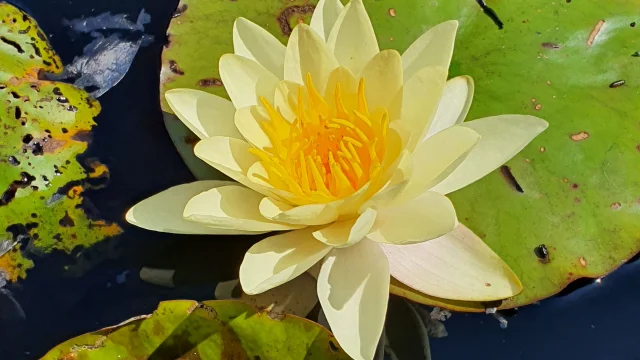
[43,299,351,359]
[159,0,640,310]
[0,3,121,282]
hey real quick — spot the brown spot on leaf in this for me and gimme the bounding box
[388,8,396,17]
[571,183,579,190]
[1,172,36,206]
[535,103,542,111]
[485,282,491,287]
[42,137,66,154]
[197,78,222,87]
[570,131,589,141]
[277,4,315,36]
[610,202,622,210]
[541,42,561,49]
[72,130,92,142]
[562,177,569,183]
[587,20,605,46]
[172,4,188,18]
[539,146,546,152]
[168,60,185,75]
[59,211,75,227]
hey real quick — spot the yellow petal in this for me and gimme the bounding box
[367,191,457,245]
[310,0,344,41]
[234,106,272,149]
[431,115,549,194]
[359,49,403,118]
[194,136,275,197]
[400,66,448,151]
[312,208,377,247]
[317,239,389,360]
[402,20,458,80]
[183,185,301,232]
[165,89,243,140]
[323,66,358,112]
[259,197,339,226]
[233,17,285,79]
[240,228,331,295]
[126,181,260,235]
[219,54,279,109]
[396,126,480,203]
[425,75,474,139]
[284,23,339,93]
[381,224,523,301]
[274,80,303,123]
[327,0,379,76]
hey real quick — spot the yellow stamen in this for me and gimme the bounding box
[247,73,392,204]
[357,78,369,117]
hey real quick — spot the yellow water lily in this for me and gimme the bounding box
[127,0,547,358]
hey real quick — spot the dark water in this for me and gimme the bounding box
[0,0,639,359]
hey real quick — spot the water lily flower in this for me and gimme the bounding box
[127,0,547,358]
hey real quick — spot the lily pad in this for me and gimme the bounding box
[43,299,351,359]
[159,0,640,310]
[0,3,121,282]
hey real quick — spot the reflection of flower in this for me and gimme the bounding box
[128,0,547,358]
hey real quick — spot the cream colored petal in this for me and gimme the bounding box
[310,0,344,41]
[367,191,457,245]
[194,136,275,197]
[125,181,260,235]
[312,208,377,247]
[382,224,523,301]
[234,106,272,149]
[359,180,408,212]
[327,0,379,76]
[259,197,339,226]
[396,126,480,203]
[424,75,474,139]
[317,239,389,360]
[219,54,280,109]
[431,115,549,194]
[183,185,300,232]
[323,66,358,111]
[284,23,339,93]
[402,20,458,80]
[165,89,242,140]
[274,80,303,123]
[360,49,403,117]
[233,17,285,79]
[401,66,448,151]
[240,228,332,295]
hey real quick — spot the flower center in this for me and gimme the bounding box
[249,73,390,203]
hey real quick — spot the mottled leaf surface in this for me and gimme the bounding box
[43,299,351,359]
[0,3,121,282]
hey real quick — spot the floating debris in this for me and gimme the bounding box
[609,80,626,88]
[587,20,605,46]
[492,312,509,329]
[47,9,153,98]
[430,306,452,321]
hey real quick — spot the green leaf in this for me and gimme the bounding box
[158,0,640,311]
[0,3,121,282]
[43,299,351,359]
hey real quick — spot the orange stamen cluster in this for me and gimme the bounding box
[249,73,390,203]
